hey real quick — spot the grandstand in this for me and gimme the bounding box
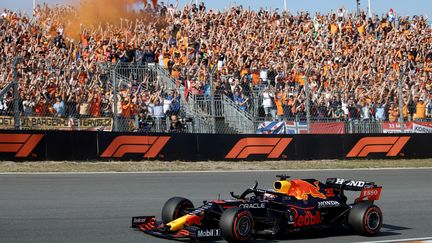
[0,1,431,134]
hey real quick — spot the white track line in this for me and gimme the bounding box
[354,236,432,243]
[0,167,431,175]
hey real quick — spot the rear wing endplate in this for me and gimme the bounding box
[326,178,382,202]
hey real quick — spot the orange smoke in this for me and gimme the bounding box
[63,0,158,40]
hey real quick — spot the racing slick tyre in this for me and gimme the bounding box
[348,202,383,236]
[220,208,254,242]
[161,197,194,224]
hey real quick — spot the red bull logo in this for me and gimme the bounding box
[184,215,202,226]
[288,180,327,200]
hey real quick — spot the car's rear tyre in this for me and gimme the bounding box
[220,208,254,242]
[161,197,194,224]
[348,202,383,236]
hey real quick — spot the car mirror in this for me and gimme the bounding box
[252,181,258,190]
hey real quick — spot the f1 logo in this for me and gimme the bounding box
[0,134,43,157]
[101,136,170,158]
[347,136,410,158]
[225,138,292,159]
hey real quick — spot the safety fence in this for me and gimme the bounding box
[1,59,432,134]
[0,131,429,161]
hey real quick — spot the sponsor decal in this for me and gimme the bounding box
[0,116,14,129]
[347,136,410,158]
[383,122,432,133]
[196,229,221,238]
[101,136,170,158]
[239,203,265,209]
[325,188,335,197]
[185,215,203,226]
[292,209,321,227]
[0,116,113,131]
[317,201,340,208]
[133,217,149,223]
[335,179,366,187]
[335,178,345,185]
[358,187,382,201]
[0,134,43,157]
[346,180,365,187]
[225,137,292,159]
[131,216,156,228]
[288,180,327,200]
[412,123,432,133]
[382,122,412,133]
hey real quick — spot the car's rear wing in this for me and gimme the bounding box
[325,178,377,191]
[326,178,382,202]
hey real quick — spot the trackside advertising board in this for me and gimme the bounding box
[0,116,113,131]
[383,122,432,133]
[0,131,431,161]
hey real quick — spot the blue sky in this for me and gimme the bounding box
[1,0,431,18]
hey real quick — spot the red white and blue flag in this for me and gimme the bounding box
[256,121,285,134]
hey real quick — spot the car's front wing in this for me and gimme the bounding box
[131,216,222,241]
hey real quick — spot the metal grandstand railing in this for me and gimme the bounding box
[2,59,431,134]
[222,95,255,134]
[152,63,255,134]
[154,64,215,133]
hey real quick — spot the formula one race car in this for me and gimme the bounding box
[131,175,383,242]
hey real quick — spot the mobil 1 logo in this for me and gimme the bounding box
[196,228,222,239]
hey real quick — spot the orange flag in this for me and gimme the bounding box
[152,0,157,8]
[81,34,88,48]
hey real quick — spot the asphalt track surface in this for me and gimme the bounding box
[1,169,432,243]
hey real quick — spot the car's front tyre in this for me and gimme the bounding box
[348,202,383,236]
[161,197,194,224]
[220,208,254,242]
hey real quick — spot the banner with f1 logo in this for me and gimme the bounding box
[0,131,426,161]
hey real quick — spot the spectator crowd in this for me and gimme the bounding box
[0,1,432,127]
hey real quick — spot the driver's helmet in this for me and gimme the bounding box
[263,190,276,200]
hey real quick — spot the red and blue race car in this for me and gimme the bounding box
[132,175,383,242]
